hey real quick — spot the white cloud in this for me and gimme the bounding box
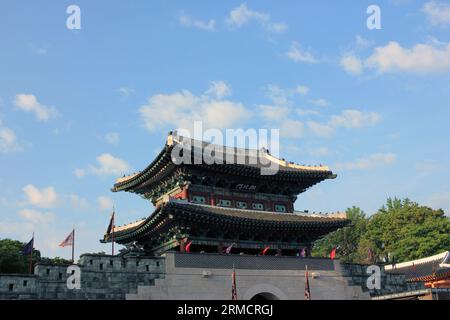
[340,54,364,75]
[22,184,58,208]
[306,121,334,138]
[88,153,132,176]
[179,14,216,31]
[0,125,21,153]
[226,3,269,27]
[308,147,330,157]
[258,104,290,122]
[266,22,288,33]
[423,1,450,27]
[335,153,397,170]
[28,43,47,55]
[297,109,321,117]
[296,85,310,95]
[205,81,231,99]
[105,132,120,145]
[226,3,286,33]
[68,194,89,209]
[258,85,380,140]
[74,168,86,179]
[139,86,250,132]
[307,98,329,107]
[14,94,58,121]
[266,85,290,106]
[366,41,450,74]
[355,35,373,50]
[97,196,114,211]
[279,119,304,139]
[330,109,381,128]
[118,87,135,97]
[19,209,55,225]
[286,42,318,64]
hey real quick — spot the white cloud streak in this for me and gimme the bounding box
[14,94,58,121]
[423,1,450,27]
[286,42,318,64]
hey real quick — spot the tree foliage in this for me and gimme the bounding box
[312,198,450,264]
[312,206,367,262]
[0,239,41,274]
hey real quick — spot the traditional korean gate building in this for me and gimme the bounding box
[1,132,433,300]
[103,132,349,256]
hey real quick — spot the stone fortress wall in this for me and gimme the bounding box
[0,252,423,300]
[0,254,165,300]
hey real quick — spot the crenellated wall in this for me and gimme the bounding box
[0,252,424,300]
[0,254,165,300]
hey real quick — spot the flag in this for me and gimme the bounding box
[106,210,115,235]
[107,208,116,256]
[300,247,306,258]
[259,246,270,256]
[330,247,336,260]
[185,240,193,253]
[22,237,34,255]
[368,248,374,263]
[231,265,237,300]
[59,230,74,247]
[224,243,235,254]
[304,265,311,300]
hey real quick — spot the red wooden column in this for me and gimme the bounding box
[183,187,189,200]
[210,192,215,206]
[179,238,187,252]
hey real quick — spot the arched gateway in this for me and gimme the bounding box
[244,284,288,300]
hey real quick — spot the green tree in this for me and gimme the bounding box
[312,206,367,262]
[39,257,72,265]
[312,198,450,264]
[0,239,41,274]
[359,198,450,263]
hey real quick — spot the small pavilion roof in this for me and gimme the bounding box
[385,251,450,282]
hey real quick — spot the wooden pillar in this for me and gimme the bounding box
[179,238,187,252]
[181,187,188,200]
[210,192,215,206]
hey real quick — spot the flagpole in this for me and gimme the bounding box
[28,232,34,274]
[71,228,75,263]
[231,264,237,301]
[111,206,115,256]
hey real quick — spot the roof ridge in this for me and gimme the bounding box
[168,198,345,219]
[385,251,450,271]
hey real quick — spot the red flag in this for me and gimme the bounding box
[259,246,270,256]
[231,265,237,300]
[304,265,311,300]
[330,247,336,260]
[224,243,235,254]
[185,240,193,253]
[367,248,374,263]
[59,230,74,247]
[60,229,75,262]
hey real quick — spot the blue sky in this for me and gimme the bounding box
[1,0,450,259]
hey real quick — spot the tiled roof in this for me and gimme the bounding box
[107,199,349,238]
[385,251,450,282]
[112,132,335,191]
